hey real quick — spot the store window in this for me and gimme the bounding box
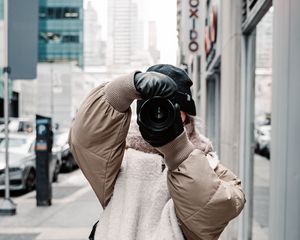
[206,72,220,154]
[252,8,273,240]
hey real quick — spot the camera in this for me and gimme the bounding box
[137,97,176,133]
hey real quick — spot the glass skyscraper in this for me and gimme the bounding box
[38,0,83,67]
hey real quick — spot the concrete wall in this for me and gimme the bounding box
[219,1,243,239]
[269,0,300,239]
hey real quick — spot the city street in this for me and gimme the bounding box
[0,169,102,240]
[0,154,270,240]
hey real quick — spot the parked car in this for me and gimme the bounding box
[54,129,76,172]
[0,133,61,192]
[5,117,35,133]
[254,125,271,159]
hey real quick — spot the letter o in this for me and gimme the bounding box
[189,41,199,52]
[189,0,199,8]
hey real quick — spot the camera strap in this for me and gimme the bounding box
[89,220,99,240]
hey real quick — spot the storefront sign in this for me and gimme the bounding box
[188,0,200,53]
[180,0,201,56]
[204,0,219,69]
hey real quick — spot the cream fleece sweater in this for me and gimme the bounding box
[94,148,185,240]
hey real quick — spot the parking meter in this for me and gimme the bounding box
[35,115,53,206]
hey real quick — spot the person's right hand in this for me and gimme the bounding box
[134,72,177,99]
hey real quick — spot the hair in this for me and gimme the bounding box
[184,115,213,153]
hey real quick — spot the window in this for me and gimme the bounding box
[62,35,79,43]
[39,7,80,19]
[39,32,62,43]
[39,32,79,43]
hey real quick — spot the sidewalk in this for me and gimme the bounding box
[252,154,270,240]
[0,170,102,240]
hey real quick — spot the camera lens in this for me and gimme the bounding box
[150,106,167,123]
[138,97,175,132]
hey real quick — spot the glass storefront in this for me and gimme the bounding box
[206,73,220,154]
[252,9,273,240]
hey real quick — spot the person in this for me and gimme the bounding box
[69,64,245,240]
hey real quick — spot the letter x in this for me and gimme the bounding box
[190,8,198,18]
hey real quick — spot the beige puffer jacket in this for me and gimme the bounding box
[69,72,245,240]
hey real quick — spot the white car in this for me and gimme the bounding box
[54,129,76,172]
[0,133,61,192]
[254,125,271,159]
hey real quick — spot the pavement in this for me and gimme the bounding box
[0,154,270,240]
[252,154,270,240]
[0,169,102,240]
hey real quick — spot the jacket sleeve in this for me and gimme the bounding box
[69,72,139,208]
[167,149,245,240]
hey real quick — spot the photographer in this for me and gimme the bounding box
[69,64,245,240]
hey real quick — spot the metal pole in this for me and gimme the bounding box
[50,61,54,118]
[0,0,17,216]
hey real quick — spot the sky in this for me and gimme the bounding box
[84,0,178,65]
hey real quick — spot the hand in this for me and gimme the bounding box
[134,72,177,99]
[138,103,184,147]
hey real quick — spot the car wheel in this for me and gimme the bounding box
[25,169,36,192]
[64,154,75,172]
[52,161,60,182]
[261,147,269,159]
[255,143,260,154]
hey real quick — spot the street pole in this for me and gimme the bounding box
[0,0,17,216]
[50,61,54,119]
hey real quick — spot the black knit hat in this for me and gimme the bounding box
[146,64,196,116]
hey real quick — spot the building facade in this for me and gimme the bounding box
[38,0,84,67]
[0,0,3,20]
[107,0,151,70]
[14,62,95,128]
[177,0,300,239]
[84,1,105,67]
[0,0,3,90]
[107,0,132,67]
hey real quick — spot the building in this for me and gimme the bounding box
[106,0,149,70]
[0,0,4,115]
[107,0,132,67]
[177,0,300,239]
[0,0,3,20]
[14,62,95,128]
[0,0,4,76]
[12,0,88,127]
[147,21,160,65]
[38,0,84,68]
[84,1,105,67]
[34,0,85,126]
